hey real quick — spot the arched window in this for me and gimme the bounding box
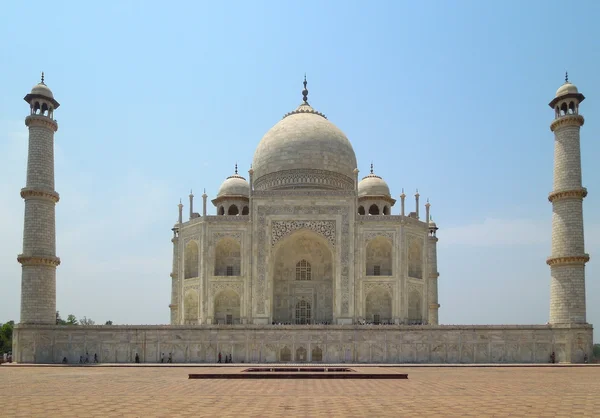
[312,346,323,362]
[215,238,241,276]
[358,206,365,215]
[368,204,379,215]
[295,300,311,324]
[41,103,49,116]
[560,102,568,116]
[218,206,225,216]
[568,101,575,114]
[242,206,249,215]
[295,260,311,280]
[383,206,390,215]
[228,205,239,215]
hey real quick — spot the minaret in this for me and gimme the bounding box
[427,217,440,325]
[18,74,61,325]
[547,73,589,324]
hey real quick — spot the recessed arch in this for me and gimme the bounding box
[228,204,239,215]
[218,206,225,216]
[311,346,323,362]
[408,289,422,322]
[280,346,291,362]
[214,237,241,276]
[184,289,198,324]
[358,205,365,215]
[184,241,199,279]
[214,288,241,324]
[383,205,390,215]
[295,346,307,362]
[366,236,392,276]
[408,238,423,279]
[365,287,392,324]
[368,204,379,215]
[271,229,334,325]
[242,206,249,215]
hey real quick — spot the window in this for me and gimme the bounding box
[226,314,233,325]
[226,266,234,276]
[295,260,311,280]
[373,265,381,276]
[295,300,312,324]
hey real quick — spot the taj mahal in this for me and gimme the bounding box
[12,74,593,364]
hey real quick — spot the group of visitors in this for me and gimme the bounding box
[160,352,173,363]
[217,352,233,363]
[1,352,12,363]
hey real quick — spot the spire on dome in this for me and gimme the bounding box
[370,162,374,174]
[302,74,309,103]
[41,71,45,84]
[565,71,569,83]
[235,162,238,175]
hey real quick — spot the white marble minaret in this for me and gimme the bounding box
[547,74,589,324]
[18,74,61,325]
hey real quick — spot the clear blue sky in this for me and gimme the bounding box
[1,1,598,336]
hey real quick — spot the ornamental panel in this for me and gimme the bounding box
[271,220,336,247]
[256,205,351,315]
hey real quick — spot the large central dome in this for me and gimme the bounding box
[252,81,357,191]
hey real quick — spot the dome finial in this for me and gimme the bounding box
[565,71,569,83]
[302,74,308,103]
[41,71,45,84]
[235,162,238,175]
[370,162,374,174]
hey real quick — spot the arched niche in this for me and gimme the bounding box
[184,241,199,279]
[271,230,334,324]
[214,289,241,325]
[368,204,379,215]
[214,237,241,276]
[228,204,239,215]
[358,205,365,215]
[366,236,393,276]
[365,287,392,324]
[184,289,198,324]
[408,238,422,279]
[408,289,422,322]
[242,206,249,215]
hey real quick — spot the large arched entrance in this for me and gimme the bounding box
[271,230,334,324]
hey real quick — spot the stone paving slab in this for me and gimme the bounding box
[1,366,599,416]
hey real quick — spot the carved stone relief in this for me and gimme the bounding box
[271,220,336,247]
[257,205,350,315]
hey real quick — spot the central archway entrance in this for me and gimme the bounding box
[271,230,334,324]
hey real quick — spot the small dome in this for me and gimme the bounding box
[30,82,54,99]
[429,218,437,228]
[555,81,578,98]
[358,166,390,197]
[217,169,250,198]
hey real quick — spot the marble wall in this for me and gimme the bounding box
[13,324,593,364]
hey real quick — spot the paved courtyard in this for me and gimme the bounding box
[1,365,599,417]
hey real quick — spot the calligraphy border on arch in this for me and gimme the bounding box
[364,231,394,243]
[271,220,336,247]
[257,205,350,315]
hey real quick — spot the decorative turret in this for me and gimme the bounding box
[427,216,440,325]
[18,74,61,324]
[357,163,395,215]
[212,163,250,215]
[547,74,589,325]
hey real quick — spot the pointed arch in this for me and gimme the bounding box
[366,236,393,276]
[295,259,312,280]
[184,289,198,324]
[365,287,392,324]
[228,204,239,215]
[408,289,422,322]
[184,240,199,279]
[218,206,225,216]
[358,205,365,215]
[408,237,423,279]
[368,204,380,215]
[214,237,241,276]
[242,206,249,215]
[214,289,241,324]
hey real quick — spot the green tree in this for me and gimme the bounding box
[593,344,600,360]
[66,314,78,325]
[79,316,95,326]
[0,321,14,354]
[56,311,67,325]
[105,320,113,325]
